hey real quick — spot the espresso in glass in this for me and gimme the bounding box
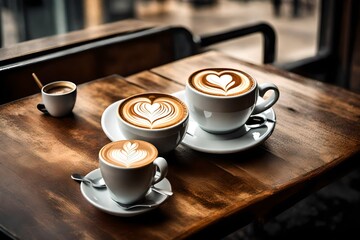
[188,68,255,97]
[118,93,188,130]
[99,140,158,168]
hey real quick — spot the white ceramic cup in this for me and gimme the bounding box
[37,81,77,117]
[117,93,189,154]
[99,140,168,205]
[185,68,280,134]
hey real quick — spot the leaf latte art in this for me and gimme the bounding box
[189,69,255,96]
[119,94,188,129]
[109,142,147,167]
[100,140,157,168]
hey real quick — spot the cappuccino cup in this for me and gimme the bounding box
[186,68,280,134]
[37,81,77,117]
[117,93,189,153]
[99,140,168,204]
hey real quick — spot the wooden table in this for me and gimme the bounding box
[1,51,359,239]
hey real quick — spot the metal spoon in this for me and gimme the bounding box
[246,115,276,129]
[115,198,159,210]
[71,173,106,189]
[71,174,173,196]
[151,186,173,196]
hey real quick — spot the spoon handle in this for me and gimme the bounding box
[71,174,107,189]
[71,173,90,184]
[116,203,157,210]
[115,199,158,210]
[151,186,173,196]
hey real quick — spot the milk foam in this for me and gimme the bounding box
[101,140,157,168]
[190,69,254,96]
[120,94,187,129]
[109,142,148,167]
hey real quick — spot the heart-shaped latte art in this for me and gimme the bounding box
[206,74,235,92]
[144,102,161,115]
[190,69,254,96]
[134,101,174,128]
[109,141,148,167]
[120,94,186,129]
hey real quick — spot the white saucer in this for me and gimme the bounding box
[80,169,171,217]
[101,100,123,142]
[172,91,276,154]
[101,91,276,154]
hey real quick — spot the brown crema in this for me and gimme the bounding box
[119,93,188,129]
[45,86,73,95]
[100,140,158,168]
[189,68,255,96]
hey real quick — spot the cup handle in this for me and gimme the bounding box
[152,157,168,185]
[252,83,280,115]
[37,103,49,114]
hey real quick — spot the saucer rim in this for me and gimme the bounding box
[101,100,121,142]
[80,168,171,217]
[182,121,276,154]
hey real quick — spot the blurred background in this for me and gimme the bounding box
[1,0,319,65]
[1,0,358,92]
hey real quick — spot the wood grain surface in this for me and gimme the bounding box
[1,51,359,239]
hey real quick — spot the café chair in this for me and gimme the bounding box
[0,22,276,104]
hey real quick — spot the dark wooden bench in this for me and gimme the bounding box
[0,21,275,104]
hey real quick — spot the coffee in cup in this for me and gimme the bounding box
[99,140,168,204]
[45,86,74,95]
[117,93,189,153]
[37,81,77,117]
[101,139,158,168]
[186,68,279,134]
[188,68,255,96]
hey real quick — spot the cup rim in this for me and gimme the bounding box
[99,140,159,169]
[117,92,189,132]
[187,68,257,99]
[42,81,77,96]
